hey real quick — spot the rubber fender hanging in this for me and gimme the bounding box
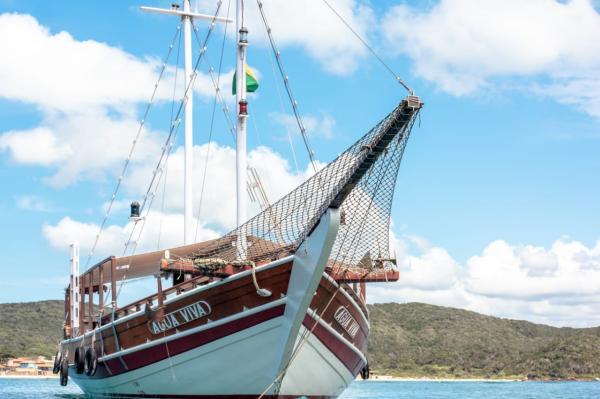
[52,351,62,374]
[59,357,69,386]
[74,347,85,374]
[360,363,370,380]
[84,347,98,376]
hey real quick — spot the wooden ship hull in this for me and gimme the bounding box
[62,266,370,397]
[59,208,398,398]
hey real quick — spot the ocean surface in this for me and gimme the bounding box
[1,378,599,398]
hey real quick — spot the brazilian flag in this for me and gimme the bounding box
[232,64,259,95]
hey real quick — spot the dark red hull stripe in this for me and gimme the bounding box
[87,304,286,380]
[78,304,364,390]
[302,315,365,376]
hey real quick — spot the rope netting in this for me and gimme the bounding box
[189,95,422,272]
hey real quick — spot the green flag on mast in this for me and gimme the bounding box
[232,64,259,95]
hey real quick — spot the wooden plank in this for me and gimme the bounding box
[88,269,93,331]
[79,274,85,333]
[110,256,117,309]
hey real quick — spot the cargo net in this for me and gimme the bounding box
[190,96,422,275]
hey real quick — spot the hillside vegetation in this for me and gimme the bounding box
[0,300,63,358]
[368,302,600,379]
[1,300,598,380]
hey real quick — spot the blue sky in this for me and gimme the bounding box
[0,0,599,327]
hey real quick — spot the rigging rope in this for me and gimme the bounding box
[201,58,237,138]
[250,3,423,379]
[158,24,184,250]
[193,0,233,241]
[111,1,226,303]
[259,116,418,396]
[265,44,300,174]
[240,99,420,395]
[123,1,225,255]
[320,0,414,95]
[190,21,237,140]
[85,22,183,268]
[255,0,318,173]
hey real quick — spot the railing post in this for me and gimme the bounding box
[64,288,70,339]
[79,275,85,333]
[88,270,93,331]
[360,281,366,303]
[99,262,104,314]
[110,256,117,310]
[155,275,165,321]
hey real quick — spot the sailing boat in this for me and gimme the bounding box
[54,0,422,397]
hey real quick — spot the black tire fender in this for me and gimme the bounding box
[360,363,370,380]
[52,351,62,374]
[59,357,69,386]
[84,347,98,376]
[74,347,85,374]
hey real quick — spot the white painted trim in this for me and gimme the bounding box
[322,273,370,329]
[276,208,340,383]
[305,308,367,365]
[99,297,287,362]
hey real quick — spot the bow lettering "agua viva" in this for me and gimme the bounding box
[149,301,212,334]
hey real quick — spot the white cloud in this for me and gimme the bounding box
[0,127,69,166]
[271,112,336,140]
[0,13,227,112]
[16,195,56,212]
[0,12,322,269]
[43,212,221,259]
[1,110,165,187]
[42,142,316,258]
[0,13,235,186]
[44,216,127,257]
[382,0,600,117]
[400,245,461,291]
[122,142,315,231]
[465,239,600,300]
[369,235,600,327]
[0,13,162,112]
[201,0,373,75]
[535,77,600,118]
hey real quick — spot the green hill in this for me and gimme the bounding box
[0,300,598,380]
[0,300,64,358]
[367,302,600,379]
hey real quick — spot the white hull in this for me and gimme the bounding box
[71,312,357,398]
[66,208,366,398]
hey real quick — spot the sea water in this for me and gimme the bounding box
[0,378,599,398]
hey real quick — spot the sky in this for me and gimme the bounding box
[0,0,599,327]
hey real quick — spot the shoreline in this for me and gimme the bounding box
[1,374,597,382]
[0,374,58,380]
[369,377,522,382]
[360,376,600,382]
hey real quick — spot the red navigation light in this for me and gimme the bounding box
[239,100,248,115]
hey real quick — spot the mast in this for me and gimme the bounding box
[235,0,248,259]
[140,2,232,246]
[183,0,194,245]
